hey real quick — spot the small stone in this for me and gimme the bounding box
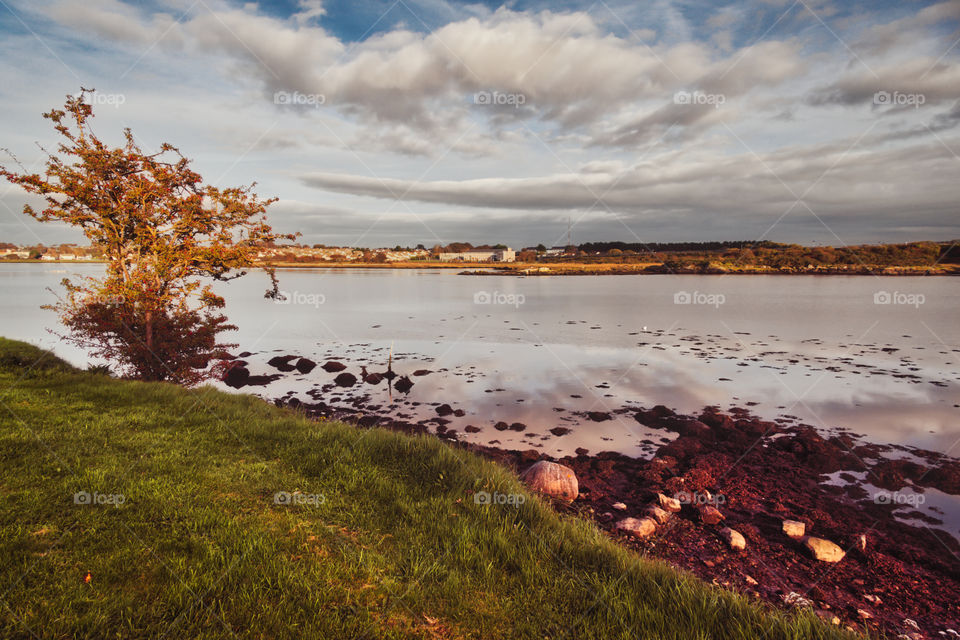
[864,594,881,605]
[645,505,671,525]
[612,502,627,511]
[782,519,806,538]
[615,517,657,539]
[804,536,846,563]
[903,619,920,632]
[657,493,681,513]
[719,527,746,551]
[745,575,758,586]
[857,533,868,551]
[698,505,725,525]
[857,609,873,620]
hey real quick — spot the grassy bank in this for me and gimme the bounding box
[0,338,855,639]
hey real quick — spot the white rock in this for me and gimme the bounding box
[720,527,746,551]
[645,505,671,525]
[783,592,813,608]
[804,536,846,563]
[657,492,681,513]
[612,502,627,511]
[782,519,806,538]
[614,517,657,539]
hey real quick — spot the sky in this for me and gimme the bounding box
[0,0,958,249]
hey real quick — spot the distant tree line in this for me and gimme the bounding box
[577,241,781,254]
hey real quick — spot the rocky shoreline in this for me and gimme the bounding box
[458,265,960,276]
[220,355,960,638]
[471,407,960,638]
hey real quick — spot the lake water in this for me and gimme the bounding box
[2,264,958,461]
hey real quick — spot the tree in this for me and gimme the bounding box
[517,249,537,262]
[536,243,546,252]
[0,90,295,384]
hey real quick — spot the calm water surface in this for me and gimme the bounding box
[2,264,958,460]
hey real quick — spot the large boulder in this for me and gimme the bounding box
[804,536,846,563]
[521,461,579,501]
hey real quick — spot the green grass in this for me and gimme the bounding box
[0,337,858,639]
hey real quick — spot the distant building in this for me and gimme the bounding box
[437,248,516,262]
[544,246,566,256]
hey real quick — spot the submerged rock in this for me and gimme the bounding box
[267,355,299,372]
[322,360,347,373]
[295,358,317,374]
[393,376,414,393]
[222,364,250,389]
[334,372,357,387]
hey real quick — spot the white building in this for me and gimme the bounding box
[437,248,516,262]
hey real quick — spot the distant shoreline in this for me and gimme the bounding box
[3,259,957,275]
